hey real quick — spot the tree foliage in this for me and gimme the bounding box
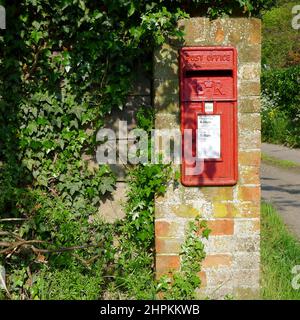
[261,65,300,147]
[262,1,300,68]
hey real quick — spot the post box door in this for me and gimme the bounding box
[180,47,238,186]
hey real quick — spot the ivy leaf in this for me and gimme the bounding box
[202,228,211,240]
[70,119,79,129]
[99,176,115,194]
[30,30,43,45]
[128,2,136,17]
[37,175,48,187]
[56,118,62,129]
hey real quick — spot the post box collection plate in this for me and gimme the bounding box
[197,114,221,160]
[180,47,238,186]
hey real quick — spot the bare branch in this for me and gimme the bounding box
[0,218,27,222]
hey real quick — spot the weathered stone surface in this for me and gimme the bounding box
[203,235,234,254]
[239,150,261,167]
[154,17,261,299]
[197,271,207,287]
[234,219,260,236]
[233,236,260,252]
[249,19,262,45]
[238,97,261,112]
[171,204,200,218]
[98,182,127,223]
[153,43,179,80]
[155,220,186,238]
[207,219,234,236]
[197,286,234,300]
[239,202,260,218]
[156,255,181,273]
[156,237,183,254]
[238,45,261,63]
[239,113,261,131]
[234,287,260,300]
[239,130,261,150]
[238,186,261,202]
[205,269,233,288]
[233,252,260,270]
[202,254,232,268]
[154,79,179,96]
[155,113,180,130]
[233,269,260,288]
[238,80,260,97]
[201,187,234,202]
[238,63,261,81]
[154,93,180,114]
[239,166,260,185]
[178,18,210,45]
[212,203,239,218]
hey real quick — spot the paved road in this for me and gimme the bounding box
[261,143,300,239]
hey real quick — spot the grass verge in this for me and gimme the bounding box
[261,202,300,300]
[261,153,300,171]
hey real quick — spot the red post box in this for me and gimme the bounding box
[180,47,238,186]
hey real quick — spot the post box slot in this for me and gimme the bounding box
[185,70,233,77]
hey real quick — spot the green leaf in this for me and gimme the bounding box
[128,2,136,17]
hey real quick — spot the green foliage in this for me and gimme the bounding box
[158,216,211,300]
[261,65,300,147]
[0,0,187,299]
[9,265,104,300]
[124,163,172,248]
[261,202,300,299]
[179,0,276,17]
[262,1,300,68]
[109,105,171,299]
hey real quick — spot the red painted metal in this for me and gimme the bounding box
[180,47,238,186]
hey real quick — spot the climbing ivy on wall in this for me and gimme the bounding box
[0,0,274,299]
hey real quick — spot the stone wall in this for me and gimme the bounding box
[98,71,151,223]
[154,17,261,299]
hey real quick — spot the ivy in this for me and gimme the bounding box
[0,0,273,299]
[157,216,211,300]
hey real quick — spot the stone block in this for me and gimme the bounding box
[206,219,234,236]
[238,80,260,98]
[239,113,261,131]
[156,237,183,254]
[156,255,181,273]
[238,150,261,167]
[238,97,261,112]
[234,219,260,236]
[202,254,233,269]
[98,182,127,223]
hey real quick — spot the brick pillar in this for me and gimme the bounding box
[154,18,261,299]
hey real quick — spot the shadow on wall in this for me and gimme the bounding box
[153,33,219,184]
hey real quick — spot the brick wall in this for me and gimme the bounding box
[154,18,261,299]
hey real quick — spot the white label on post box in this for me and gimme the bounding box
[197,115,221,159]
[204,102,214,113]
